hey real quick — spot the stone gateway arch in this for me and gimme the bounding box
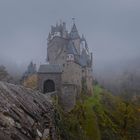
[38,64,62,94]
[43,79,55,93]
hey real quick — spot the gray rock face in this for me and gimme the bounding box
[0,82,57,140]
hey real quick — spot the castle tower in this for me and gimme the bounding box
[69,23,81,55]
[38,20,93,111]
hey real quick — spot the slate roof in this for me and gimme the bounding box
[66,40,91,67]
[38,64,63,73]
[66,41,78,55]
[69,24,80,39]
[78,49,91,67]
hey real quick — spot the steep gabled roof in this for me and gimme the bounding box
[69,23,80,39]
[66,41,78,55]
[78,48,91,67]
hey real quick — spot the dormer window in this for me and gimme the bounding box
[67,54,74,61]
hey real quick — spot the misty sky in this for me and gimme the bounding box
[0,0,140,73]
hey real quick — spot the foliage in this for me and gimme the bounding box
[23,74,38,90]
[0,65,13,82]
[93,85,140,140]
[54,85,140,140]
[0,65,8,79]
[54,97,100,140]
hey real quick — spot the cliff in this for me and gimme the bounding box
[0,82,57,140]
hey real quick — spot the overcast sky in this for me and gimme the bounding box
[0,0,140,73]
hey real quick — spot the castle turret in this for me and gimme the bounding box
[22,61,36,82]
[69,23,81,55]
[90,52,93,67]
[27,61,36,74]
[69,23,80,39]
[47,32,51,43]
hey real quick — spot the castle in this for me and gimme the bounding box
[38,21,93,110]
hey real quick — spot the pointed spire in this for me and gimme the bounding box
[69,19,80,39]
[81,34,85,41]
[27,61,36,74]
[72,18,75,24]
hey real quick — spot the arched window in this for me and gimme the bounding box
[67,54,74,61]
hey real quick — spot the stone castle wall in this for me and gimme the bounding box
[60,84,77,111]
[47,37,68,64]
[38,73,62,94]
[62,61,82,89]
[47,36,82,89]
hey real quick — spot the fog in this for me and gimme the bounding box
[0,0,140,77]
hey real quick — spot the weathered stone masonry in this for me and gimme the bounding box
[38,21,93,111]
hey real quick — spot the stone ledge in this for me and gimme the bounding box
[0,81,57,140]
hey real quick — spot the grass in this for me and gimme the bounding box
[81,85,102,140]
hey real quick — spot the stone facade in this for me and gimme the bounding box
[61,84,77,111]
[38,21,93,111]
[38,64,62,94]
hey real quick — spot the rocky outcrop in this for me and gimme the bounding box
[0,82,57,140]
